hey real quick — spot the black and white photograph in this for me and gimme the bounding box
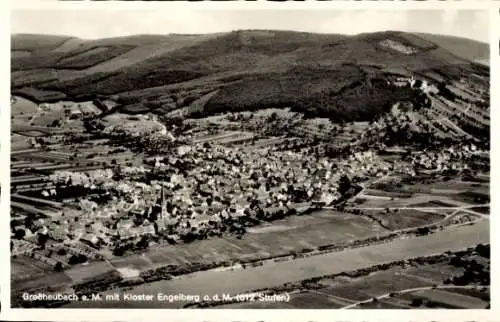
[9,8,490,310]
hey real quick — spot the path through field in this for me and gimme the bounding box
[341,285,490,309]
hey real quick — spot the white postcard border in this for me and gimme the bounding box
[1,0,497,321]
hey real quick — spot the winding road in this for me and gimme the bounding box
[341,285,490,309]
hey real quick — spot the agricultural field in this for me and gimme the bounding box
[278,291,347,309]
[218,258,488,309]
[353,193,459,209]
[361,189,413,199]
[404,264,465,283]
[448,191,490,205]
[318,269,433,300]
[11,96,39,124]
[12,257,72,292]
[11,134,33,151]
[109,255,153,272]
[471,206,489,215]
[363,209,445,230]
[11,255,54,282]
[445,287,491,301]
[11,96,95,135]
[64,261,117,284]
[439,211,482,226]
[386,288,489,309]
[370,178,489,194]
[136,210,389,268]
[408,200,459,208]
[357,299,409,309]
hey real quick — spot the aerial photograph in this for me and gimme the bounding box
[10,9,490,309]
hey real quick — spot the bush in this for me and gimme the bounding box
[54,262,63,272]
[410,298,424,307]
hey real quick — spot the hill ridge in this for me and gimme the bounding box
[11,30,489,120]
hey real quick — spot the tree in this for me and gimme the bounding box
[50,119,61,127]
[410,298,423,307]
[57,248,67,256]
[449,256,464,267]
[14,229,26,240]
[136,236,150,249]
[54,262,63,272]
[416,226,430,236]
[78,254,88,263]
[338,174,352,196]
[113,246,126,257]
[475,243,490,258]
[68,255,80,265]
[37,234,49,249]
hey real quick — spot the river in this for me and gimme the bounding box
[66,219,489,308]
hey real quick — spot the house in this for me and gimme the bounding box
[93,99,113,112]
[69,110,82,120]
[48,230,67,242]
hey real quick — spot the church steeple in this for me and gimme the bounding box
[161,184,167,221]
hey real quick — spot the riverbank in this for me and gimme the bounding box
[63,219,488,308]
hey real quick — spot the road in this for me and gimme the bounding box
[66,219,489,308]
[341,285,490,309]
[351,203,489,215]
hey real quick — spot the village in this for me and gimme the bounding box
[10,73,490,308]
